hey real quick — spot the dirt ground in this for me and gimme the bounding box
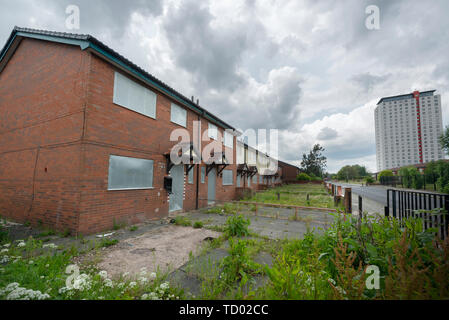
[96,225,220,277]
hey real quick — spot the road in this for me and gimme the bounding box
[331,182,389,205]
[331,181,447,209]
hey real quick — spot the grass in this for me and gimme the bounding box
[98,238,119,248]
[193,212,449,300]
[193,221,204,229]
[173,216,192,227]
[0,235,184,300]
[2,203,448,300]
[243,183,338,209]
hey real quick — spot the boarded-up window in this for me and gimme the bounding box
[113,72,157,119]
[108,155,153,190]
[171,103,187,127]
[236,143,245,164]
[222,170,233,186]
[224,131,234,149]
[208,123,218,140]
[201,167,206,184]
[188,168,194,184]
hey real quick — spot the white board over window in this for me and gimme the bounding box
[108,155,154,190]
[113,72,157,119]
[171,103,187,127]
[222,170,233,186]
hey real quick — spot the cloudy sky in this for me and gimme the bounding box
[1,0,448,172]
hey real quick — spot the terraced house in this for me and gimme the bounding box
[0,27,297,235]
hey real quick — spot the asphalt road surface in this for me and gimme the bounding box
[331,182,447,209]
[332,182,388,205]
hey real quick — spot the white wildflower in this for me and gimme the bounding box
[72,274,91,291]
[3,243,10,248]
[17,242,26,248]
[98,270,108,279]
[129,282,137,288]
[43,243,57,249]
[138,277,148,284]
[1,249,8,254]
[149,272,157,280]
[104,279,113,288]
[1,282,50,300]
[159,282,169,291]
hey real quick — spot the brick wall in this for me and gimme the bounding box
[0,38,241,234]
[0,38,89,233]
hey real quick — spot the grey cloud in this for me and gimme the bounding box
[351,72,390,92]
[162,0,269,92]
[317,127,338,140]
[52,0,163,37]
[0,0,163,44]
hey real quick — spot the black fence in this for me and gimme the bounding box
[385,189,449,239]
[380,174,438,191]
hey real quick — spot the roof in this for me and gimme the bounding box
[0,27,235,130]
[377,90,436,105]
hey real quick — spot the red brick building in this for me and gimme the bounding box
[278,160,300,183]
[0,27,296,235]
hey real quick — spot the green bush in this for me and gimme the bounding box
[297,173,311,182]
[309,173,323,182]
[173,216,192,227]
[0,226,9,243]
[220,238,260,285]
[399,166,424,190]
[225,214,250,237]
[193,221,204,229]
[435,160,449,193]
[365,177,375,184]
[378,170,393,179]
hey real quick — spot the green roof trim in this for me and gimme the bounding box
[16,31,90,50]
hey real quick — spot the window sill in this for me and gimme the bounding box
[170,120,187,128]
[113,102,157,120]
[108,187,155,191]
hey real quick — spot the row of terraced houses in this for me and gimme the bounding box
[0,27,300,235]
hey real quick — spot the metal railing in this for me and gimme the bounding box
[385,189,449,239]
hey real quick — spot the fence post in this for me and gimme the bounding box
[392,190,397,218]
[358,195,362,216]
[445,195,449,239]
[385,189,390,218]
[344,188,352,214]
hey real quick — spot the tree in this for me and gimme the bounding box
[439,126,449,155]
[297,173,311,182]
[378,170,393,179]
[300,144,327,178]
[336,164,370,181]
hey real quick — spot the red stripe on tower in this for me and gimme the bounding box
[413,91,424,164]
